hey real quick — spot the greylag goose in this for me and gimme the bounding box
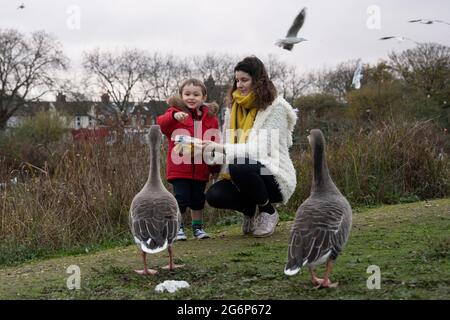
[129,125,182,275]
[284,129,352,288]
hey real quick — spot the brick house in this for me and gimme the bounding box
[6,93,169,142]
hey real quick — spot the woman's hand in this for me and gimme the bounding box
[200,140,224,153]
[174,112,189,122]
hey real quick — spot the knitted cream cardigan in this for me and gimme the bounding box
[216,95,298,204]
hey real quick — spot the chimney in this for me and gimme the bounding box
[56,93,66,104]
[101,93,110,104]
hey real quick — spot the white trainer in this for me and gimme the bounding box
[253,210,279,237]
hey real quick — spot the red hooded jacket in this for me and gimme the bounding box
[157,96,221,182]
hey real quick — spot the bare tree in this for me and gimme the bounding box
[143,53,192,101]
[192,53,235,105]
[83,48,152,124]
[193,53,235,86]
[265,55,312,103]
[56,70,96,103]
[0,29,68,130]
[316,60,362,100]
[388,43,450,98]
[265,54,288,83]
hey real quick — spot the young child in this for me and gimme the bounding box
[157,78,220,240]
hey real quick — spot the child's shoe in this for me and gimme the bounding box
[176,226,187,241]
[193,225,210,239]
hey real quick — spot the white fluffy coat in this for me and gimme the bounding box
[217,96,298,204]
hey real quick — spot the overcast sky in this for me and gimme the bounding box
[1,0,450,73]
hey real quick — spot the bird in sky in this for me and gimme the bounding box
[17,3,25,10]
[275,7,308,51]
[352,59,363,90]
[408,19,450,25]
[379,36,420,45]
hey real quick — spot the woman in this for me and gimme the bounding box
[203,56,298,237]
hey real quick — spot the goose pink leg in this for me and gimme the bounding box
[315,260,339,289]
[162,245,184,270]
[309,267,324,286]
[135,251,158,275]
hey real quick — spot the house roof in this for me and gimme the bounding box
[14,99,169,118]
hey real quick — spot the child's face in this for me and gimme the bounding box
[235,71,253,96]
[181,84,205,110]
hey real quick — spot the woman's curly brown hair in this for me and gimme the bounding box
[225,56,277,110]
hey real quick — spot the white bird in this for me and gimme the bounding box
[379,36,419,45]
[408,19,450,26]
[275,7,308,51]
[352,59,363,90]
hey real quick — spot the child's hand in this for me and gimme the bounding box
[174,112,189,122]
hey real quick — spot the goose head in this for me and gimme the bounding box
[307,129,326,152]
[148,125,162,146]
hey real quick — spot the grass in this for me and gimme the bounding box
[0,198,449,300]
[2,118,449,267]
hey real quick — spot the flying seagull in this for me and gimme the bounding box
[408,19,450,25]
[275,7,308,51]
[17,3,25,9]
[352,59,363,90]
[379,36,419,45]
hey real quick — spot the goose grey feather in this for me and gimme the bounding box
[285,129,352,275]
[129,125,180,254]
[130,193,179,253]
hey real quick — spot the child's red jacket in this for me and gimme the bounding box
[157,96,221,182]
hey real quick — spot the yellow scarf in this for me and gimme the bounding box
[221,90,258,180]
[230,90,258,144]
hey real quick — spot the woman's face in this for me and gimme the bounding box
[235,71,253,96]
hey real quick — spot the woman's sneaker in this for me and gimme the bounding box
[193,225,210,239]
[176,227,187,241]
[253,210,279,237]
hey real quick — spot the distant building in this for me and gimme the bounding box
[6,93,169,143]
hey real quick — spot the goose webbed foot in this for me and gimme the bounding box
[134,268,158,275]
[311,276,324,286]
[313,260,338,289]
[314,278,339,289]
[161,263,185,271]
